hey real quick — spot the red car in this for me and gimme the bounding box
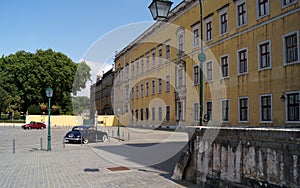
[22,121,46,130]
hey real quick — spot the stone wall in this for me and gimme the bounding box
[184,127,300,188]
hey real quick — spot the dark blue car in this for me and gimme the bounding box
[64,126,108,144]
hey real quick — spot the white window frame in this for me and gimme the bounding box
[158,78,162,93]
[192,23,200,48]
[256,0,270,19]
[176,64,185,88]
[237,47,248,75]
[152,49,156,68]
[152,107,156,121]
[152,80,156,95]
[258,40,272,71]
[281,0,297,9]
[146,53,150,71]
[260,94,273,123]
[238,97,249,123]
[159,107,163,122]
[285,91,300,123]
[221,99,230,122]
[165,40,171,60]
[205,16,213,42]
[158,45,163,65]
[140,56,144,73]
[166,75,170,92]
[220,54,229,79]
[206,60,213,82]
[282,31,300,66]
[219,6,228,35]
[236,0,247,28]
[177,28,185,54]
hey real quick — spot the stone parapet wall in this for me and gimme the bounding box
[185,127,300,188]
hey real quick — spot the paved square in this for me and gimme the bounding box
[0,126,195,188]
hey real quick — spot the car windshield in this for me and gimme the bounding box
[72,126,91,131]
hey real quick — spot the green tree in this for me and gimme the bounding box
[1,49,91,115]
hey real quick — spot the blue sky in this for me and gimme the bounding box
[0,0,182,63]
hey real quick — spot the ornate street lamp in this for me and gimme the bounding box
[46,86,53,151]
[149,0,205,126]
[148,0,173,21]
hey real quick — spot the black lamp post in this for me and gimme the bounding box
[46,86,53,151]
[149,0,205,126]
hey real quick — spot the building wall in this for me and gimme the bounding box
[114,0,300,127]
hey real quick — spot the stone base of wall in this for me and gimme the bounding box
[184,127,300,188]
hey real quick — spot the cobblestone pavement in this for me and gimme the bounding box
[0,126,197,188]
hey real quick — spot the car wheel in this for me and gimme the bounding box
[102,135,108,142]
[83,138,88,144]
[40,127,44,130]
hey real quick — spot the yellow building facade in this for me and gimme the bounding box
[114,0,300,127]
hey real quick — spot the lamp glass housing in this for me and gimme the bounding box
[149,0,173,21]
[46,86,53,98]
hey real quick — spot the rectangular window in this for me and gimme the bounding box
[152,50,156,68]
[136,86,138,98]
[177,101,184,121]
[152,80,155,95]
[206,101,212,121]
[219,8,228,35]
[194,65,199,84]
[177,28,185,54]
[131,110,134,122]
[166,43,170,60]
[146,108,149,121]
[177,65,184,88]
[257,0,270,18]
[166,106,170,122]
[282,0,297,8]
[140,84,144,97]
[136,60,139,76]
[152,107,155,121]
[194,103,199,122]
[131,63,134,77]
[237,1,247,27]
[239,97,248,122]
[135,109,138,122]
[141,109,144,121]
[238,48,248,74]
[260,95,272,122]
[221,55,229,78]
[158,45,163,65]
[283,32,299,65]
[206,20,213,41]
[158,78,162,93]
[141,58,144,73]
[146,82,149,96]
[258,41,271,70]
[159,107,162,122]
[166,75,170,92]
[221,99,229,122]
[178,34,184,53]
[193,27,199,47]
[286,92,300,122]
[146,54,150,71]
[206,61,213,81]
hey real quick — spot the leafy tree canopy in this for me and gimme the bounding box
[0,49,91,115]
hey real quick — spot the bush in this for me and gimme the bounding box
[27,104,41,115]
